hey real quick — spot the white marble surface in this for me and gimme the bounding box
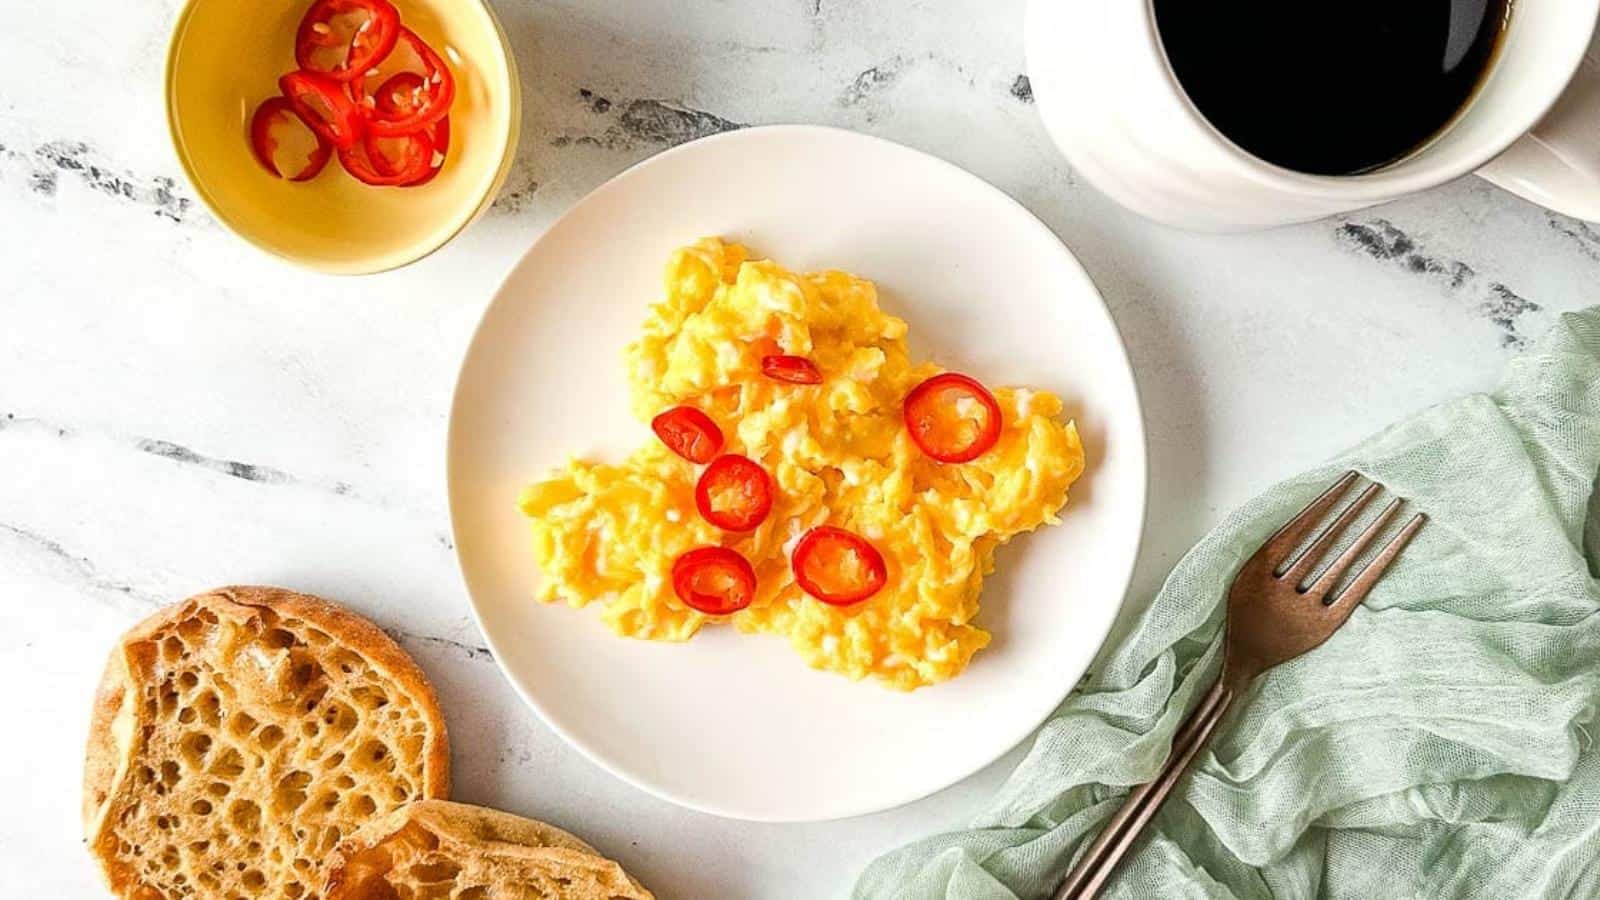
[4,1,1600,897]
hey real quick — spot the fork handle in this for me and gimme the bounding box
[1051,678,1236,900]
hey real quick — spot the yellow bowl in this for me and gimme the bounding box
[166,0,519,274]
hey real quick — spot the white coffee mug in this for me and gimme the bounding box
[1025,1,1600,231]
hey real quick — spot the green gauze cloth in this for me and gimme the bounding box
[856,308,1600,900]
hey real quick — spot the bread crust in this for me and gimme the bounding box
[348,798,604,859]
[83,586,451,898]
[83,641,133,834]
[326,800,654,899]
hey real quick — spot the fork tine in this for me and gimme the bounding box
[1279,482,1383,587]
[1304,498,1403,600]
[1252,472,1361,568]
[1327,513,1427,615]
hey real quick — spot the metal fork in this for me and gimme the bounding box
[1052,472,1427,900]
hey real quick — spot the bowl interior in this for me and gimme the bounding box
[167,0,517,274]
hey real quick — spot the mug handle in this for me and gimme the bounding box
[1477,31,1600,223]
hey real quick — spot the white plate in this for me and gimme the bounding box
[447,125,1147,822]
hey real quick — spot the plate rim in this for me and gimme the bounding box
[446,123,1150,821]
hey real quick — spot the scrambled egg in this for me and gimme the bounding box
[518,238,1085,690]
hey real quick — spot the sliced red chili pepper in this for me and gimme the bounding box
[248,97,332,181]
[761,355,823,385]
[280,70,366,150]
[337,128,435,186]
[346,28,455,136]
[694,455,773,532]
[294,0,401,83]
[652,406,723,464]
[366,129,432,178]
[373,72,429,118]
[791,526,888,606]
[401,116,449,187]
[671,547,757,615]
[903,372,1004,463]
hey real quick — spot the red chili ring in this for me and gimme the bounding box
[903,372,1004,463]
[399,116,449,187]
[337,127,435,186]
[279,70,366,150]
[761,355,823,385]
[791,526,888,606]
[347,28,455,136]
[694,455,773,532]
[248,97,332,181]
[372,72,428,118]
[671,546,757,615]
[365,128,431,178]
[294,0,402,83]
[651,406,724,464]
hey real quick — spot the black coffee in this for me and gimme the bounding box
[1153,1,1510,175]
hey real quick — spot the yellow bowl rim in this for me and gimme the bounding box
[163,0,522,276]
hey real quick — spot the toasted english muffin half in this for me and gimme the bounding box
[84,586,450,899]
[325,800,653,900]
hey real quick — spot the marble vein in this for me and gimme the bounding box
[1,413,357,497]
[0,521,159,608]
[490,175,541,214]
[578,87,613,115]
[2,139,201,224]
[3,516,482,659]
[1549,216,1600,263]
[1335,218,1544,348]
[836,53,995,117]
[386,627,494,662]
[841,57,909,107]
[1,413,459,568]
[136,438,298,487]
[550,93,744,152]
